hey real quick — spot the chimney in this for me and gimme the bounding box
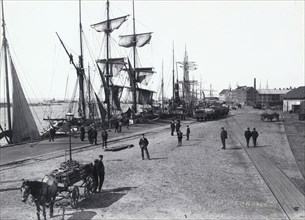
[254,78,256,90]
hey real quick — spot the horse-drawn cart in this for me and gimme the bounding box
[49,160,95,208]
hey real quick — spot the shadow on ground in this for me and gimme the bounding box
[77,187,137,209]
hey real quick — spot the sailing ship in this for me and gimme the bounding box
[91,0,155,122]
[0,0,40,144]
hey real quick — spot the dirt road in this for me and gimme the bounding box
[1,109,304,219]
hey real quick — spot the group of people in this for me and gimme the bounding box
[220,127,259,149]
[170,120,191,146]
[80,126,108,148]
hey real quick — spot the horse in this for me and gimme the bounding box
[21,175,58,220]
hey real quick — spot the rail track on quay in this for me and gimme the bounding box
[226,115,305,220]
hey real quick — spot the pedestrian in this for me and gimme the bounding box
[119,120,123,133]
[92,159,99,193]
[251,128,259,147]
[244,127,252,147]
[177,130,183,146]
[220,127,227,149]
[88,126,94,144]
[93,127,98,145]
[186,125,190,141]
[101,129,108,148]
[97,155,105,192]
[80,125,85,141]
[114,120,119,133]
[49,127,55,142]
[126,117,130,129]
[139,134,150,160]
[176,120,181,134]
[170,120,175,136]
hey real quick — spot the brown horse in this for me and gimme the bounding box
[21,175,58,220]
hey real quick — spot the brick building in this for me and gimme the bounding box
[257,89,291,107]
[232,86,258,105]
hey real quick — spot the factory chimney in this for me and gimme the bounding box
[254,78,256,90]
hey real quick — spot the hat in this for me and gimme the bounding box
[221,127,224,129]
[99,155,103,159]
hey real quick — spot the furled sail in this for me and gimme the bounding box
[136,67,154,85]
[96,58,126,78]
[10,57,39,143]
[95,92,106,123]
[91,15,129,33]
[118,32,152,48]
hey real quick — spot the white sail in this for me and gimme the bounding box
[118,32,152,48]
[96,58,126,78]
[136,67,154,85]
[10,56,39,143]
[91,15,129,33]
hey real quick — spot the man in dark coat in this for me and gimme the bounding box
[244,127,252,147]
[87,126,94,144]
[177,130,183,146]
[170,120,175,136]
[80,125,85,141]
[186,125,190,141]
[220,127,227,149]
[101,129,108,148]
[139,134,150,160]
[49,127,55,142]
[93,127,98,145]
[251,128,259,147]
[93,155,105,192]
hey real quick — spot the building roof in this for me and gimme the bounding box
[219,89,229,95]
[257,89,291,95]
[234,86,254,92]
[284,86,305,100]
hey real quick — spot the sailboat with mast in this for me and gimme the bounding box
[0,0,40,144]
[91,0,155,123]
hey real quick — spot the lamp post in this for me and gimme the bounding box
[66,112,74,162]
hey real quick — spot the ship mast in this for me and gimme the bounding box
[132,0,137,113]
[106,0,111,123]
[172,42,175,101]
[1,0,11,144]
[78,0,86,120]
[161,60,164,111]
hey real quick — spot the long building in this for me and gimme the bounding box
[257,88,291,107]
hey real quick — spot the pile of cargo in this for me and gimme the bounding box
[49,160,93,187]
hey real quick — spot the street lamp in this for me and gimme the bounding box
[66,112,74,162]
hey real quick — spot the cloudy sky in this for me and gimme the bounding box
[1,0,304,100]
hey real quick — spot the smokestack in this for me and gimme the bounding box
[254,78,256,90]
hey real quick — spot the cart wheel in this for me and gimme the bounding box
[70,186,79,208]
[84,175,94,198]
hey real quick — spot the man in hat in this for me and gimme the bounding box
[170,120,176,136]
[220,127,227,149]
[101,129,108,148]
[186,125,190,141]
[139,134,150,160]
[251,128,259,147]
[244,127,252,147]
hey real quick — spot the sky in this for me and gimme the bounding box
[0,0,304,100]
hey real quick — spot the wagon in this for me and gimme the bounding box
[49,160,95,208]
[261,110,279,122]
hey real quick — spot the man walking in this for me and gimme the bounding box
[186,125,190,141]
[244,127,252,147]
[251,128,259,147]
[220,127,227,149]
[93,155,105,192]
[80,125,85,141]
[139,134,150,160]
[93,127,98,145]
[177,130,183,146]
[170,120,175,136]
[101,129,108,148]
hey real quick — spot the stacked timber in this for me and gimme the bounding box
[49,160,93,187]
[104,144,134,152]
